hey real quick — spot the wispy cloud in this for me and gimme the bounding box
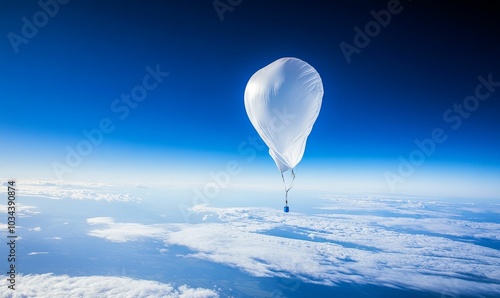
[44,237,62,240]
[86,199,500,296]
[12,179,142,202]
[27,252,49,256]
[87,217,169,242]
[0,204,40,218]
[0,274,219,298]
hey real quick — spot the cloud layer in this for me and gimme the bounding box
[12,179,142,202]
[86,199,500,297]
[0,274,219,298]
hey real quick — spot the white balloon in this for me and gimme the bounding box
[244,57,323,173]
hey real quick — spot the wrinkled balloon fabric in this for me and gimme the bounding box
[244,57,324,173]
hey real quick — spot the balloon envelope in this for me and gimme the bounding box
[244,57,323,172]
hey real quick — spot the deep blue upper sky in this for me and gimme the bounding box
[1,0,499,197]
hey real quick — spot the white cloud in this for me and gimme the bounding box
[45,237,62,240]
[0,274,219,298]
[317,196,500,240]
[0,204,40,218]
[358,214,500,240]
[86,201,500,296]
[87,217,168,242]
[28,227,42,232]
[15,179,142,202]
[27,252,48,256]
[317,195,455,217]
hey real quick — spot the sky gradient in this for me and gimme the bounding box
[1,0,499,198]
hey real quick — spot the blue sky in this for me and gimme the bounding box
[1,0,499,198]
